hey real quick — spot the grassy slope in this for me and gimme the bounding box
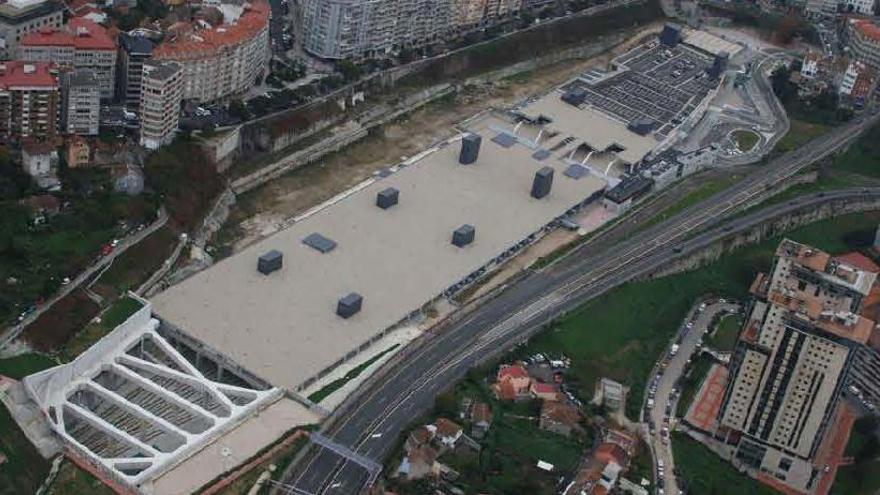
[517,211,880,420]
[710,313,743,352]
[672,432,780,495]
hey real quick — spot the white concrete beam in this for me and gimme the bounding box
[85,381,193,444]
[63,402,158,458]
[117,354,235,413]
[110,362,219,423]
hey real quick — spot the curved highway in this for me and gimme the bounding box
[282,114,880,495]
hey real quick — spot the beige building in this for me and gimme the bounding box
[20,17,117,100]
[848,19,880,73]
[60,69,100,135]
[0,0,63,58]
[719,240,877,492]
[140,60,182,150]
[152,2,270,103]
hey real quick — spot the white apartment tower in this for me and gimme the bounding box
[140,60,182,150]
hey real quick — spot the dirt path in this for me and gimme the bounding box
[214,24,664,253]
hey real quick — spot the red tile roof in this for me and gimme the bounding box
[497,364,528,381]
[0,61,57,89]
[21,18,115,51]
[837,252,880,273]
[493,380,517,401]
[594,443,629,467]
[852,19,880,42]
[153,1,269,60]
[435,418,462,438]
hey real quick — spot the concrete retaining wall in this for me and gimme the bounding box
[647,196,880,279]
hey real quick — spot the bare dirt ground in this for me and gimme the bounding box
[215,24,665,253]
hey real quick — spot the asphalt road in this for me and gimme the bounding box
[647,301,740,495]
[282,115,880,495]
[0,208,169,350]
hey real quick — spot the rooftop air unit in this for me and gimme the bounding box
[459,133,481,165]
[627,118,655,136]
[531,166,554,199]
[257,249,283,275]
[337,292,363,318]
[660,23,682,47]
[376,187,399,209]
[452,224,475,247]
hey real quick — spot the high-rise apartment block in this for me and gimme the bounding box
[719,239,879,493]
[152,2,270,103]
[60,69,100,135]
[20,17,117,100]
[301,0,455,59]
[140,60,182,150]
[0,0,63,58]
[0,61,59,142]
[117,33,154,114]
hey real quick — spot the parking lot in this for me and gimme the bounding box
[562,40,717,139]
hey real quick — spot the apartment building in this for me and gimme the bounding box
[847,19,880,73]
[0,0,63,58]
[152,2,270,103]
[21,17,117,100]
[0,61,59,142]
[117,33,154,114]
[140,60,182,150]
[453,0,521,29]
[718,240,878,493]
[60,70,99,135]
[301,0,455,59]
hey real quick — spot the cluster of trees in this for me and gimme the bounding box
[771,65,853,124]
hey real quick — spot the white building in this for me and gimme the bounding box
[139,60,182,150]
[60,69,100,135]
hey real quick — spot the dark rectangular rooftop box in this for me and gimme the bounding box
[337,292,363,318]
[303,233,337,253]
[452,224,475,247]
[376,187,399,209]
[660,23,681,47]
[708,51,729,79]
[459,133,482,164]
[257,249,283,275]
[531,166,554,199]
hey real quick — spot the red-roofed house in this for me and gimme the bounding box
[530,381,559,401]
[539,401,581,437]
[594,443,629,468]
[0,62,59,142]
[21,18,116,100]
[491,363,531,400]
[433,418,463,448]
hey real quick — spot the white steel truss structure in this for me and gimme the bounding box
[23,296,281,493]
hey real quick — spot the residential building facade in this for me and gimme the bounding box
[0,0,64,58]
[117,33,154,114]
[140,60,183,150]
[0,61,59,142]
[21,17,117,100]
[718,240,878,493]
[300,0,455,59]
[152,2,270,103]
[847,19,880,72]
[60,69,100,135]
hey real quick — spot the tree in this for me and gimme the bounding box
[337,60,362,82]
[228,98,251,121]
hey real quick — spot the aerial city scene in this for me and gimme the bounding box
[3,0,880,493]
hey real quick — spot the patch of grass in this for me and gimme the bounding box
[775,118,829,154]
[709,313,743,352]
[45,459,115,495]
[628,438,654,490]
[0,353,56,379]
[676,353,713,417]
[514,211,880,421]
[643,175,743,229]
[0,404,50,495]
[832,460,880,495]
[60,296,143,362]
[307,344,400,403]
[92,226,177,298]
[833,120,880,179]
[672,431,779,495]
[732,129,759,152]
